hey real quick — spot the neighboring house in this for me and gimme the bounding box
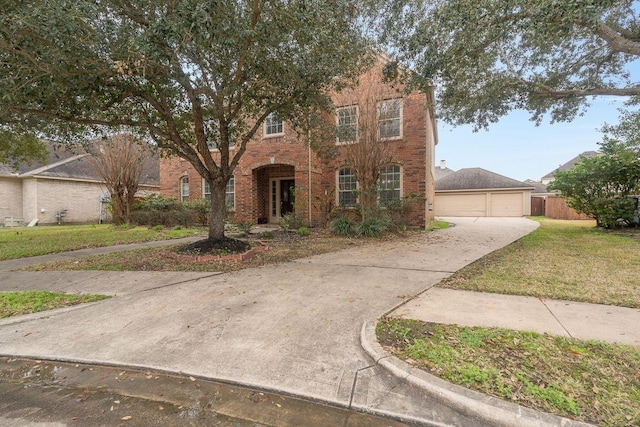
[541,151,600,184]
[160,57,438,227]
[0,143,159,226]
[538,152,599,220]
[434,168,534,217]
[434,160,455,181]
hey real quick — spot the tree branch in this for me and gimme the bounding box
[593,20,640,56]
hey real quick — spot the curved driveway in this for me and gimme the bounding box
[0,217,539,426]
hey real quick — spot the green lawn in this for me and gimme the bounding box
[377,319,640,427]
[0,291,110,318]
[439,218,640,308]
[380,218,640,426]
[0,224,201,261]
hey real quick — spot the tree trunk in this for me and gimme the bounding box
[207,182,227,240]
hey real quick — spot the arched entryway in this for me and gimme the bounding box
[254,164,295,224]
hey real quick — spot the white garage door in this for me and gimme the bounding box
[435,192,526,217]
[434,194,487,216]
[490,193,524,217]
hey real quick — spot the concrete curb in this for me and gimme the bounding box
[360,320,596,427]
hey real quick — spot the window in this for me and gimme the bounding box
[203,176,235,210]
[225,175,235,209]
[379,165,401,203]
[264,112,284,136]
[378,99,402,139]
[336,105,358,143]
[203,180,211,200]
[338,167,357,207]
[180,176,189,202]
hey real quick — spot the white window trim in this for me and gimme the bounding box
[378,99,403,141]
[378,164,403,204]
[264,113,285,138]
[180,176,190,203]
[226,175,235,211]
[336,167,358,207]
[202,179,211,199]
[335,104,359,145]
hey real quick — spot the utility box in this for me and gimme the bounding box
[4,217,24,227]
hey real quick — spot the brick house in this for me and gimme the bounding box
[160,57,438,228]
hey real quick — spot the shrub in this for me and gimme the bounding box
[330,217,356,236]
[131,194,198,227]
[184,198,210,226]
[279,212,305,231]
[297,226,310,237]
[357,216,391,237]
[237,221,254,236]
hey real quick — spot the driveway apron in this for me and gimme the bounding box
[0,217,539,425]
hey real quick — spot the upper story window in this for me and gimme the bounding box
[338,167,357,207]
[378,99,402,140]
[264,113,284,137]
[180,176,190,203]
[379,165,401,203]
[336,105,358,144]
[203,176,235,210]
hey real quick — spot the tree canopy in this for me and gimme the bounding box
[375,0,640,129]
[0,0,371,239]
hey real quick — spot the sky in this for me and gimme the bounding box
[435,97,627,182]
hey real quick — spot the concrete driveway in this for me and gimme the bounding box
[0,217,539,425]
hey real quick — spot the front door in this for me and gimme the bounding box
[269,177,295,223]
[280,179,295,216]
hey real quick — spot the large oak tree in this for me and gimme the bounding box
[0,0,371,240]
[374,0,640,128]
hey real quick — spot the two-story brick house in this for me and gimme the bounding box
[160,57,438,228]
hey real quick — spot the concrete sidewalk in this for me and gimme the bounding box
[391,287,640,346]
[0,217,633,426]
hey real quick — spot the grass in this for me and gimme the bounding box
[439,217,640,308]
[377,318,640,427]
[0,224,201,261]
[25,229,407,272]
[0,291,110,318]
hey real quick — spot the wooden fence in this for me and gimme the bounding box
[543,195,592,220]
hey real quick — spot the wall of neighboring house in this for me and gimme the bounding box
[0,177,23,225]
[21,178,107,224]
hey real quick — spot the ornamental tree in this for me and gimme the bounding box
[0,0,371,240]
[374,0,640,129]
[549,112,640,228]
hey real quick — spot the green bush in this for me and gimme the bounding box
[297,226,310,237]
[134,194,182,211]
[131,194,198,227]
[184,198,210,226]
[279,212,305,231]
[330,217,356,236]
[237,221,254,236]
[357,216,391,237]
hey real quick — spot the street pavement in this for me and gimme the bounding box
[0,217,635,426]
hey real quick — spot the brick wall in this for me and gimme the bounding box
[159,56,436,228]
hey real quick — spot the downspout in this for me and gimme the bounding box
[308,129,312,226]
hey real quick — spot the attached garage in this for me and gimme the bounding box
[434,168,534,217]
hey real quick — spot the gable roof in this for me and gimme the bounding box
[435,168,534,191]
[541,151,600,181]
[524,179,550,194]
[0,141,159,185]
[434,165,455,181]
